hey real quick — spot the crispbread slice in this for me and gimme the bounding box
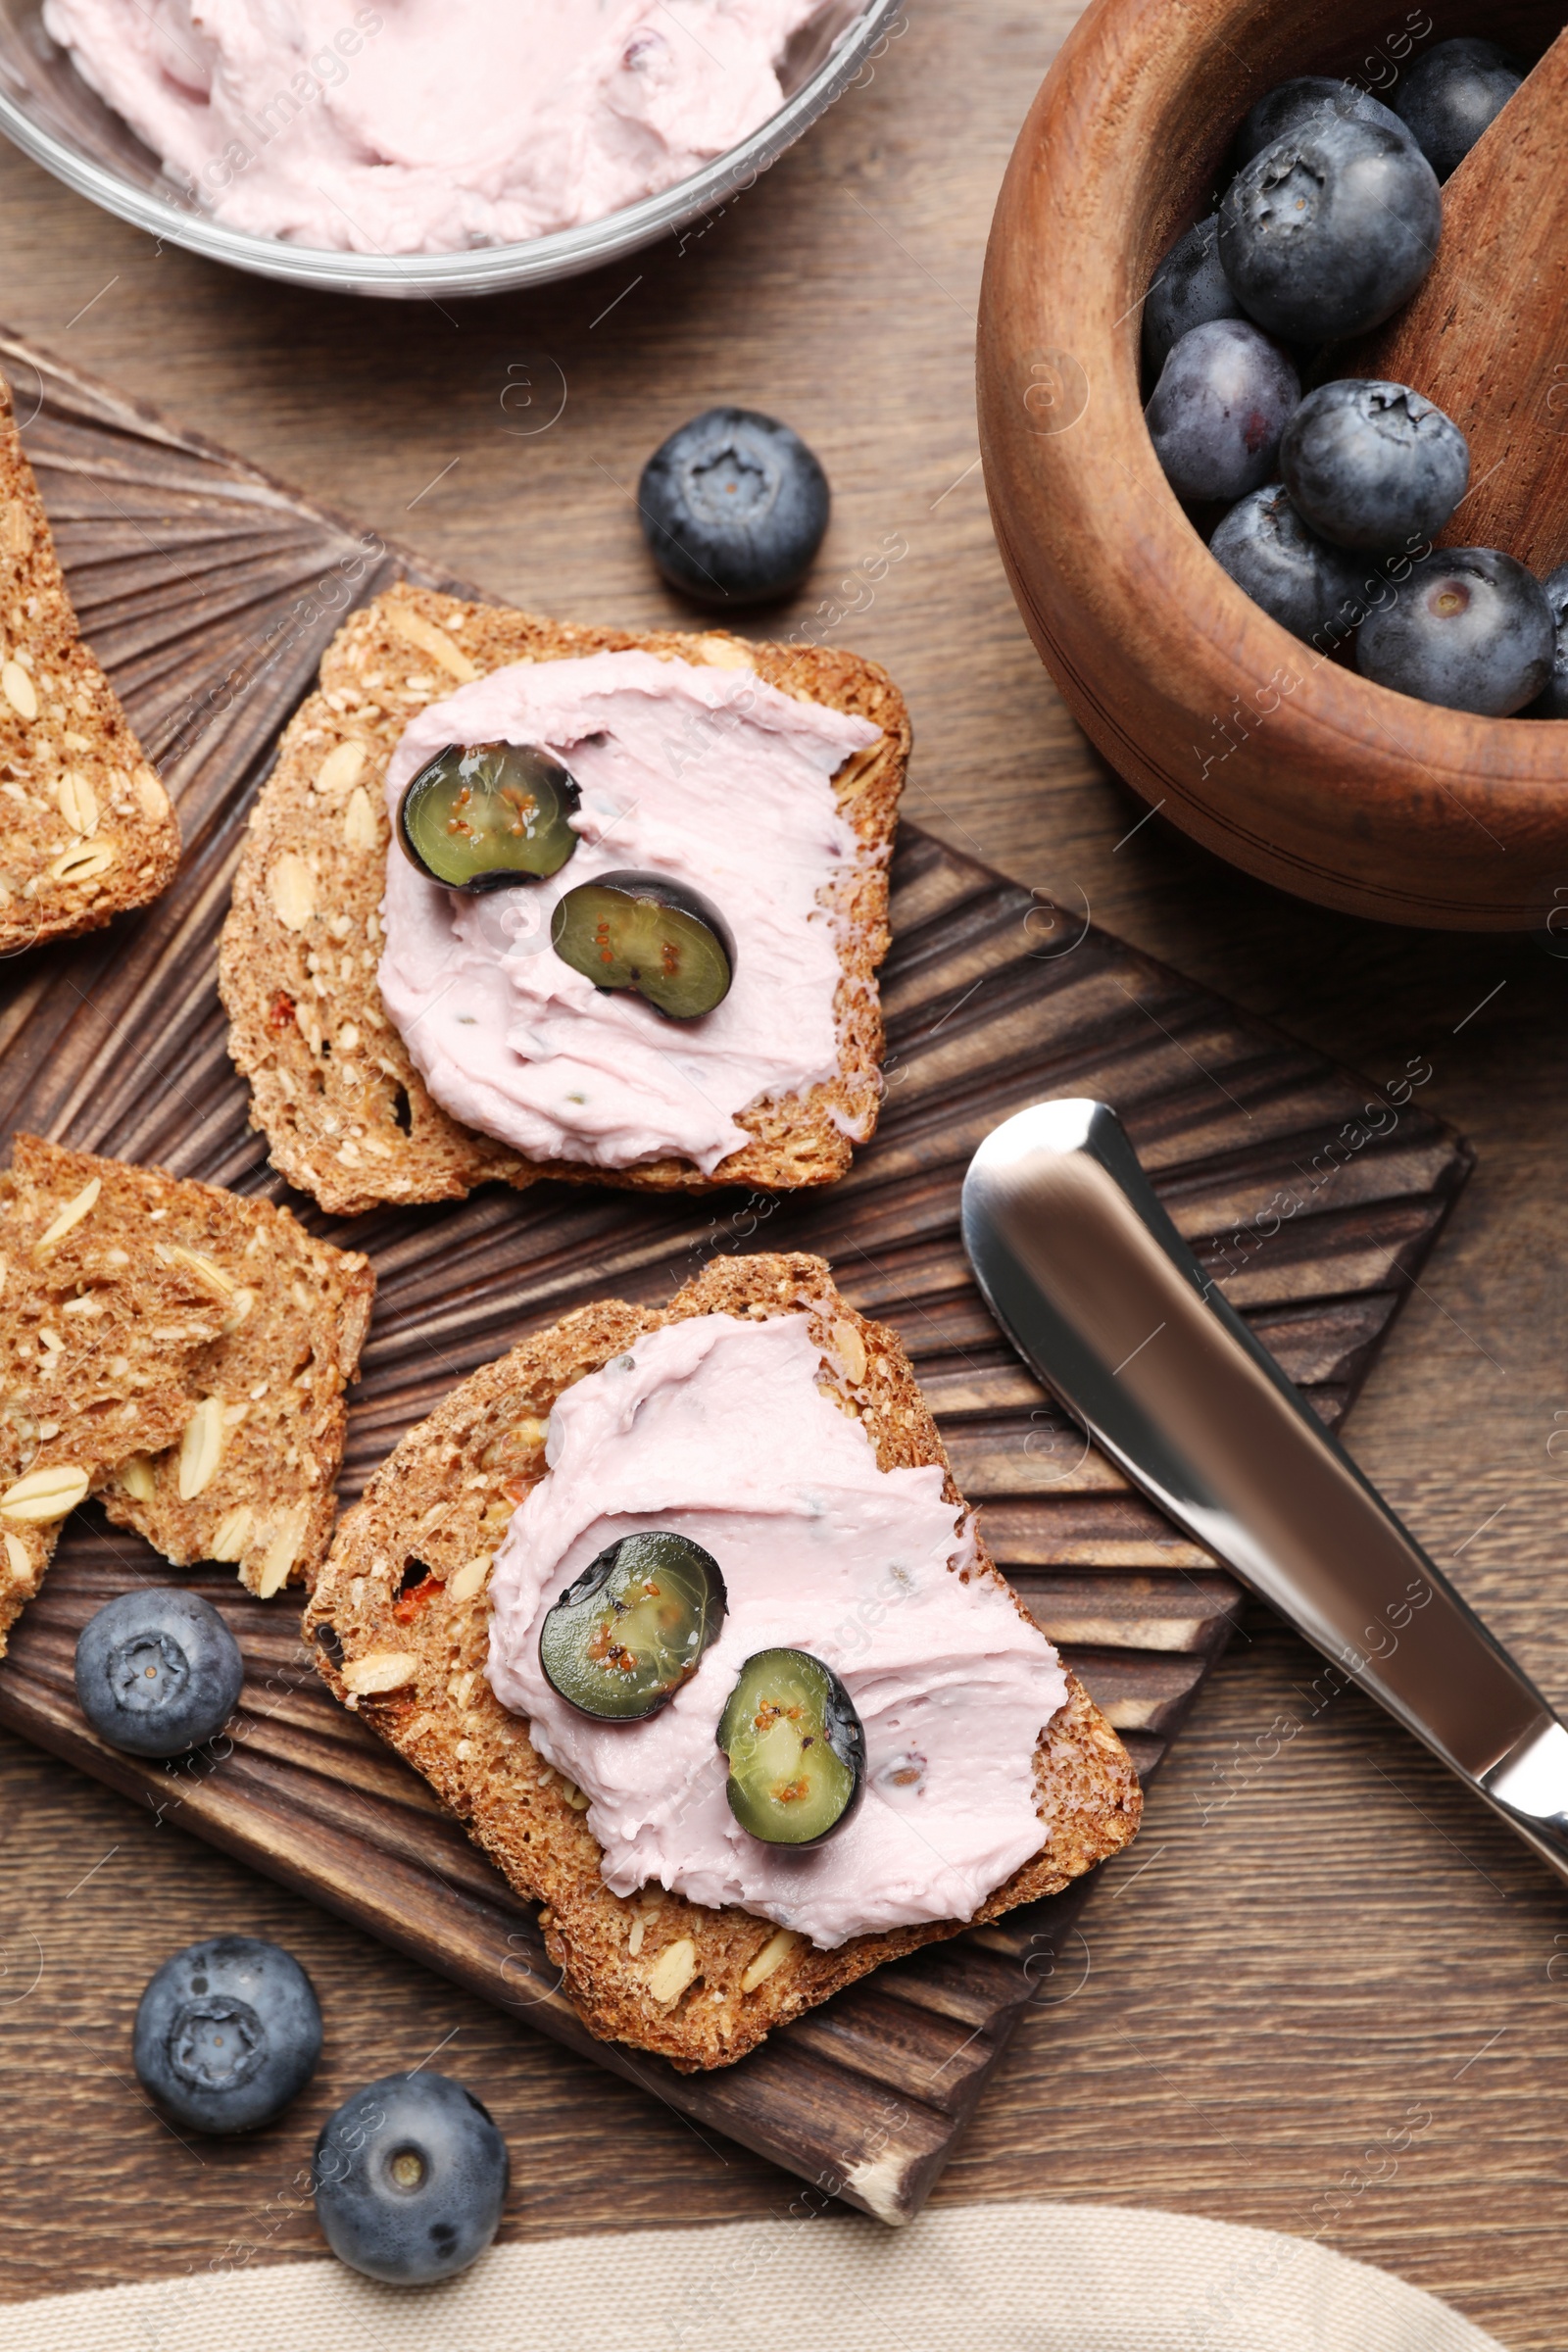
[218,583,908,1216]
[0,1141,234,1647]
[79,1147,375,1597]
[0,1139,373,1642]
[306,1250,1142,2072]
[0,380,179,950]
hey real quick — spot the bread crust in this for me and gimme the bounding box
[306,1250,1142,2071]
[0,380,179,949]
[218,584,909,1216]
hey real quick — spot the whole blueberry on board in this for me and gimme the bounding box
[1235,76,1410,167]
[1218,115,1442,343]
[638,408,829,605]
[1281,379,1469,551]
[74,1586,243,1758]
[1395,38,1525,181]
[1357,547,1553,715]
[314,2072,510,2284]
[1145,318,1299,505]
[134,1936,322,2134]
[1142,216,1243,374]
[1530,564,1568,718]
[1210,485,1372,645]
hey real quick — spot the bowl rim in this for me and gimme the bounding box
[0,0,903,297]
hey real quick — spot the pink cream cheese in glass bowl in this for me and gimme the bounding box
[0,0,903,294]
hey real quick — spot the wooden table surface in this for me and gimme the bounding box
[1,3,1564,2340]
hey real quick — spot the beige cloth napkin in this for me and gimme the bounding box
[0,2200,1505,2351]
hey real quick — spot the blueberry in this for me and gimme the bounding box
[134,1935,322,2134]
[1236,76,1410,167]
[1218,114,1442,343]
[1280,379,1469,551]
[1529,564,1568,718]
[314,2072,509,2284]
[638,408,829,606]
[1210,485,1372,645]
[1357,547,1553,715]
[74,1586,243,1757]
[1145,318,1299,505]
[1143,217,1243,375]
[1395,38,1525,181]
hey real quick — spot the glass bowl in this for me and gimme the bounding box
[0,0,900,298]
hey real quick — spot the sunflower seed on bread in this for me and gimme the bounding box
[305,1250,1142,2072]
[0,379,179,951]
[218,583,909,1218]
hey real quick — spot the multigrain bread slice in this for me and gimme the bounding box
[0,1142,234,1647]
[0,1138,373,1641]
[305,1250,1142,2072]
[80,1147,376,1597]
[219,582,909,1217]
[0,377,179,950]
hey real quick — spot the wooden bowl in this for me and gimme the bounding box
[977,0,1567,930]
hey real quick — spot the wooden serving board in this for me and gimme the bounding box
[0,330,1472,2226]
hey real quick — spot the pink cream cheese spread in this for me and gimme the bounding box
[485,1313,1069,1947]
[42,0,833,253]
[377,651,879,1175]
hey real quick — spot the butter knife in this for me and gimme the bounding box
[960,1097,1568,1886]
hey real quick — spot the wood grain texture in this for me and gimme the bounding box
[0,0,1563,2334]
[1356,28,1568,574]
[0,339,1467,2218]
[976,0,1568,930]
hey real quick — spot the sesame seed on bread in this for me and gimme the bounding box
[305,1250,1142,2072]
[0,1138,372,1645]
[218,583,909,1217]
[0,378,179,951]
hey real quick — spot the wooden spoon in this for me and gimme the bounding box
[1350,26,1568,573]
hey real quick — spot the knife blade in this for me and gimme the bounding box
[960,1096,1568,1886]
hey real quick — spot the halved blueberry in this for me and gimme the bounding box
[639,408,829,606]
[134,1935,322,2134]
[74,1587,243,1758]
[550,870,733,1019]
[398,740,579,892]
[314,2072,510,2284]
[540,1531,727,1721]
[716,1647,865,1846]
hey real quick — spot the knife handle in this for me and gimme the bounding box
[961,1099,1568,1887]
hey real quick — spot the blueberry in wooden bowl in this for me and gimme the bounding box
[977,0,1568,930]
